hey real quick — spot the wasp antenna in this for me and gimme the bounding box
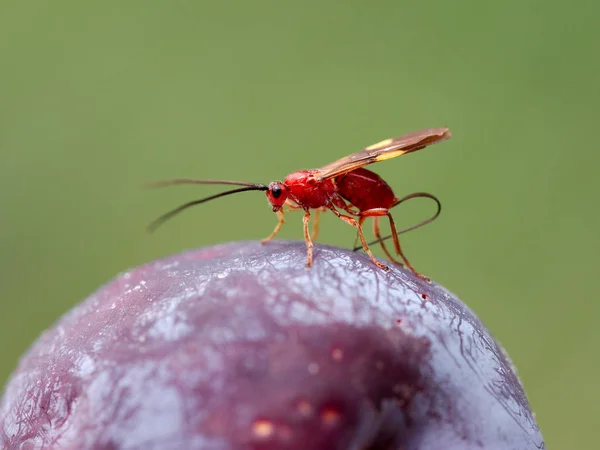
[145,178,267,189]
[353,192,442,251]
[147,185,268,233]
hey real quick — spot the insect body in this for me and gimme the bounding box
[148,127,451,279]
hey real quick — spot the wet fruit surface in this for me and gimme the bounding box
[0,241,544,449]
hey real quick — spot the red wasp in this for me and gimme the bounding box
[148,127,451,279]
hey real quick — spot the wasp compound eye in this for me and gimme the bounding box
[271,185,282,199]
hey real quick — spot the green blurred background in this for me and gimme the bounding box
[1,1,598,447]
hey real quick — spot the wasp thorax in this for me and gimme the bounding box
[266,181,289,211]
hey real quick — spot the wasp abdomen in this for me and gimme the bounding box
[336,168,396,212]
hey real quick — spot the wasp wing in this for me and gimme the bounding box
[313,127,451,181]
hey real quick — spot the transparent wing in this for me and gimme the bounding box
[313,127,451,181]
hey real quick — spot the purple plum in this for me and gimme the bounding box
[0,241,544,449]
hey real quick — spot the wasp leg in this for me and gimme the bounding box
[359,208,429,281]
[370,215,403,265]
[302,209,313,267]
[282,199,302,213]
[335,201,362,252]
[355,212,402,266]
[328,206,388,271]
[261,210,285,244]
[310,207,328,241]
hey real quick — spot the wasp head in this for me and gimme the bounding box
[266,181,289,212]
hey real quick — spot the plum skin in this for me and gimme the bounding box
[0,241,544,449]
